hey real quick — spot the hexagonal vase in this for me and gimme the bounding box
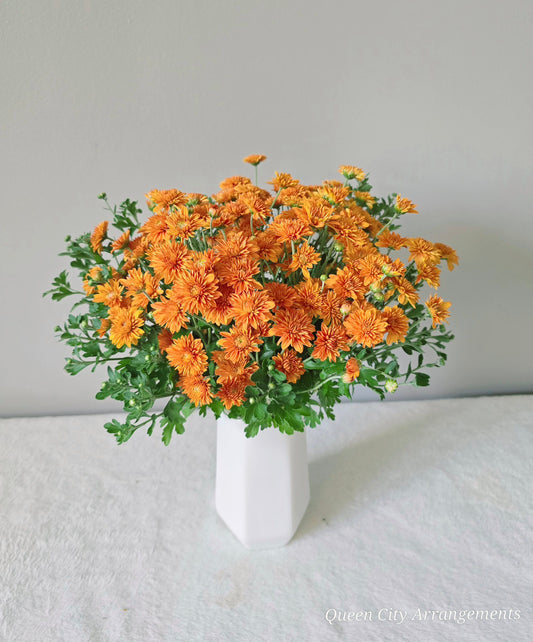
[215,415,310,549]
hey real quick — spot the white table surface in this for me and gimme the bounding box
[0,395,531,642]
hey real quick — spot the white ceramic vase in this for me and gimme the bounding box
[215,414,310,549]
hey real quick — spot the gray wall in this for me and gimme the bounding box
[1,0,532,416]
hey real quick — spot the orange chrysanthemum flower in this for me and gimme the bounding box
[318,184,350,206]
[268,172,300,192]
[140,213,171,245]
[201,283,234,326]
[83,266,103,296]
[294,278,324,317]
[125,235,150,261]
[253,230,283,262]
[108,305,144,348]
[166,334,208,376]
[407,238,440,266]
[243,154,267,166]
[217,377,249,409]
[179,374,213,406]
[264,282,299,310]
[148,241,191,284]
[230,290,275,329]
[312,324,349,362]
[121,268,163,309]
[219,175,252,191]
[338,165,366,181]
[90,221,108,254]
[425,295,452,328]
[145,189,187,215]
[396,195,418,214]
[93,280,124,307]
[356,254,386,286]
[111,230,131,253]
[270,217,311,244]
[415,261,441,289]
[167,209,203,240]
[272,349,305,383]
[97,317,111,338]
[157,328,174,353]
[354,191,376,209]
[213,188,238,204]
[343,202,372,228]
[388,277,419,307]
[188,249,217,272]
[343,357,360,383]
[216,256,260,295]
[381,258,406,278]
[213,229,257,261]
[326,266,366,301]
[344,307,387,347]
[375,230,407,250]
[434,243,459,271]
[271,308,315,352]
[218,326,263,365]
[172,269,220,315]
[288,241,321,278]
[240,193,272,223]
[297,197,334,228]
[152,295,188,334]
[276,185,307,208]
[329,215,372,252]
[381,306,409,345]
[234,183,272,201]
[320,290,344,326]
[213,350,249,382]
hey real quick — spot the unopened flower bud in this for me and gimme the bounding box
[373,292,384,302]
[249,397,255,404]
[333,242,344,252]
[385,379,398,393]
[369,283,381,293]
[320,274,328,282]
[268,363,275,372]
[340,303,352,315]
[268,382,276,391]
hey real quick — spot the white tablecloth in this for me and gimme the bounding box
[0,395,531,642]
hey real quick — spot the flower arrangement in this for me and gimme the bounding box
[45,156,458,443]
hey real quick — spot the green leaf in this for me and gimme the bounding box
[245,422,260,438]
[163,399,183,423]
[278,383,292,395]
[162,421,174,446]
[104,419,138,444]
[415,372,430,387]
[65,358,90,375]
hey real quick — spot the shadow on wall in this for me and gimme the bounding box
[440,223,532,395]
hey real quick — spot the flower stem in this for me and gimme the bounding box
[375,210,400,238]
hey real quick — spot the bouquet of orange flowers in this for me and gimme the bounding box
[45,156,458,442]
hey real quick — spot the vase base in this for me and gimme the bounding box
[216,486,310,550]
